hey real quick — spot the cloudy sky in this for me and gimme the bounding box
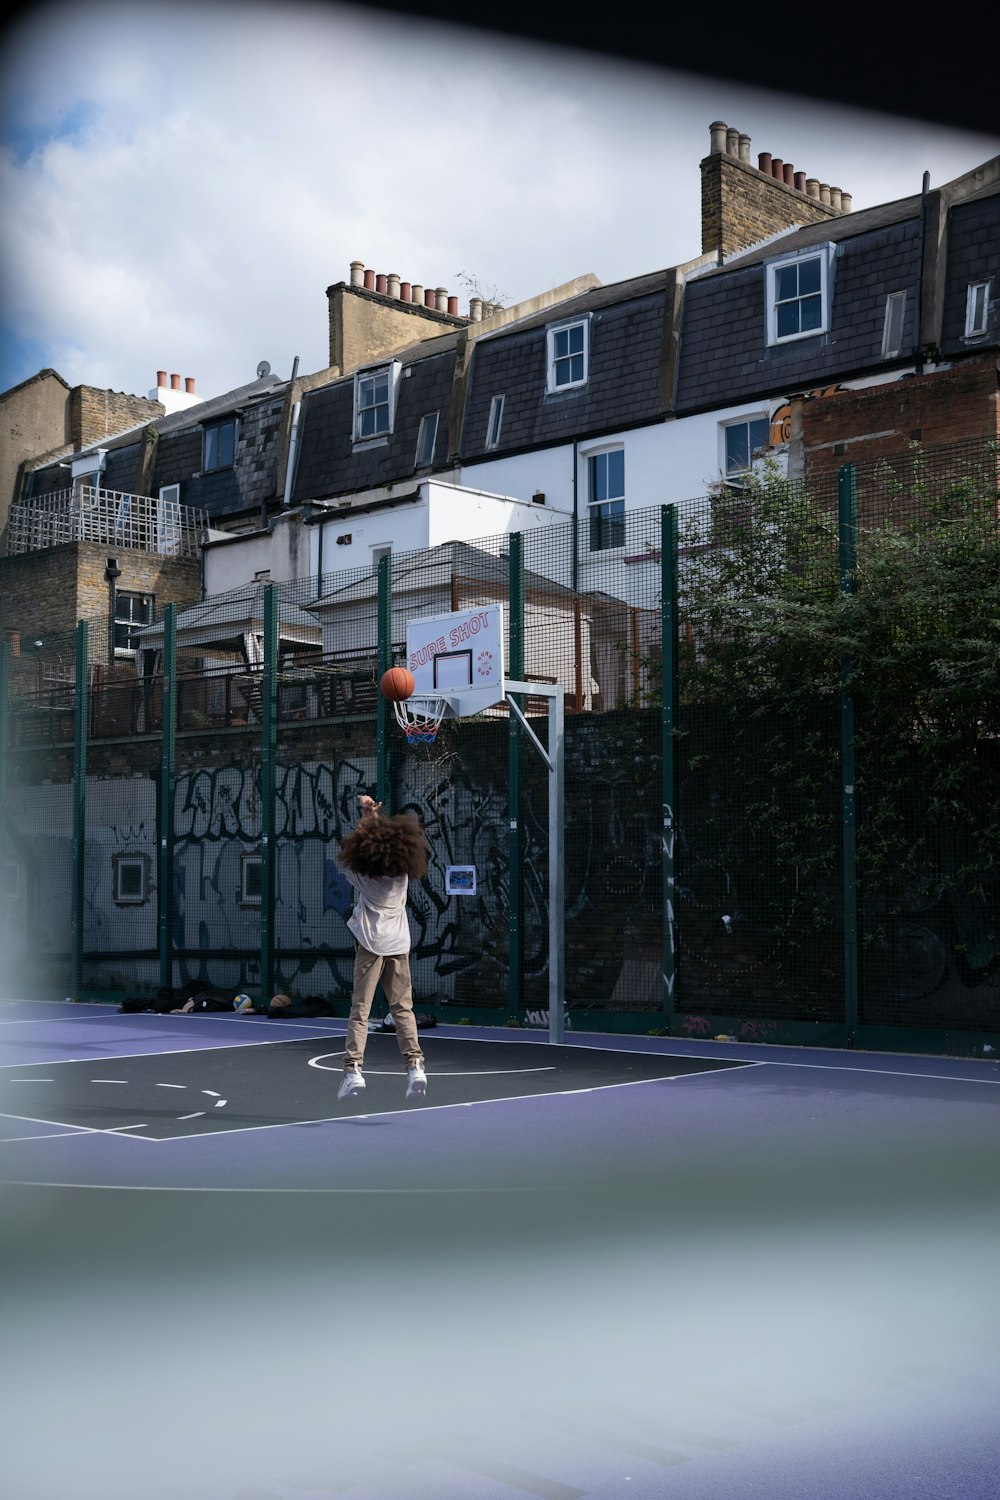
[1,0,997,404]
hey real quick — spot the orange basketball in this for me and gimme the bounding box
[380,666,415,702]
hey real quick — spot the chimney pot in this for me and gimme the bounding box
[349,260,365,288]
[829,186,843,210]
[841,192,853,212]
[400,281,412,303]
[738,133,751,161]
[170,373,181,390]
[447,295,459,316]
[363,268,375,290]
[726,127,740,156]
[469,296,483,322]
[435,287,448,312]
[411,283,423,305]
[758,152,772,174]
[771,157,783,179]
[782,162,795,185]
[794,171,806,192]
[387,272,400,298]
[806,177,820,200]
[185,377,195,394]
[819,182,831,206]
[424,288,436,308]
[375,272,387,294]
[157,370,167,388]
[709,120,728,153]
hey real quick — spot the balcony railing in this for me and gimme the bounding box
[3,486,206,560]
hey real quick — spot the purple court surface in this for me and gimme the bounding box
[2,998,998,1500]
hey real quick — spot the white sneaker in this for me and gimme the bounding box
[405,1063,427,1100]
[338,1068,366,1100]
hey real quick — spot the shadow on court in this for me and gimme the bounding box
[0,1034,748,1139]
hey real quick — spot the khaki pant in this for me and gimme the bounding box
[343,943,425,1071]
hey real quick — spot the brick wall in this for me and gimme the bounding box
[327,283,465,374]
[701,152,841,261]
[799,357,1000,481]
[70,386,163,448]
[0,542,201,648]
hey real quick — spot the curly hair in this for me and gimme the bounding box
[339,812,429,880]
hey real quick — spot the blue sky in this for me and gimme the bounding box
[2,0,998,402]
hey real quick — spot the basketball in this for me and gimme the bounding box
[380,666,415,702]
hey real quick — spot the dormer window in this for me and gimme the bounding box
[353,362,400,443]
[203,418,236,471]
[415,411,439,467]
[765,246,834,345]
[965,280,991,339]
[546,319,589,392]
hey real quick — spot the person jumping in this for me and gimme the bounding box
[337,793,429,1102]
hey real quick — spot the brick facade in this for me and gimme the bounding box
[69,386,162,449]
[798,357,1000,481]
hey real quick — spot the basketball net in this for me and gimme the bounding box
[393,694,447,745]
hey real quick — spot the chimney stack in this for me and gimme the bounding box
[702,120,852,261]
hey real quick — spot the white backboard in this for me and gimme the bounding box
[405,604,505,714]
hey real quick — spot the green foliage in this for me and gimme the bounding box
[673,452,1000,989]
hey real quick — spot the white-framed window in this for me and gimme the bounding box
[485,394,504,451]
[157,484,181,555]
[371,544,391,572]
[721,415,771,486]
[587,447,625,552]
[547,319,589,392]
[881,291,908,359]
[240,852,262,906]
[203,418,237,471]
[113,592,154,656]
[112,853,150,905]
[965,280,991,338]
[353,363,400,442]
[414,411,439,467]
[766,246,833,344]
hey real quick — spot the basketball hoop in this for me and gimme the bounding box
[393,694,447,745]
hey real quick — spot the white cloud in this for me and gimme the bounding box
[1,0,998,399]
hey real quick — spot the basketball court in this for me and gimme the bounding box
[2,998,998,1500]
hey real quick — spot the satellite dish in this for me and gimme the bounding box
[257,360,271,378]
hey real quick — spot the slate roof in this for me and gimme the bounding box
[290,345,460,504]
[940,190,1000,354]
[461,281,670,461]
[675,211,924,414]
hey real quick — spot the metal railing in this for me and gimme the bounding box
[3,486,206,559]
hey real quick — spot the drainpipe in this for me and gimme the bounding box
[282,400,301,508]
[571,440,579,592]
[914,171,930,376]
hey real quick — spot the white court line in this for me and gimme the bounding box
[0,1031,347,1069]
[307,1051,557,1077]
[5,1181,528,1194]
[0,1110,103,1135]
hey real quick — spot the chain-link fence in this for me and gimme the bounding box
[1,438,997,1050]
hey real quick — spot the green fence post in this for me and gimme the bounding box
[838,464,859,1040]
[0,640,9,867]
[259,584,278,1005]
[70,621,88,1000]
[507,533,525,1020]
[158,604,177,992]
[661,504,679,1029]
[376,552,392,811]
